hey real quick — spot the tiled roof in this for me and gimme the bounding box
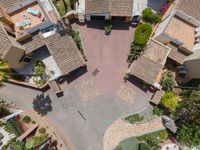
[0,0,26,9]
[21,30,85,75]
[176,0,200,21]
[109,0,133,16]
[129,56,163,85]
[128,40,170,85]
[167,43,187,64]
[20,32,46,54]
[150,90,165,105]
[85,0,109,14]
[45,31,85,75]
[0,24,12,59]
[85,0,134,16]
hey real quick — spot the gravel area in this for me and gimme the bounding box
[103,117,164,150]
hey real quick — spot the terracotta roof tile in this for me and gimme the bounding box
[177,0,200,21]
[85,0,134,16]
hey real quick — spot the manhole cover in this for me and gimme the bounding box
[92,68,99,76]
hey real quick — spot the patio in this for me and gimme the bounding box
[10,1,46,37]
[15,46,62,84]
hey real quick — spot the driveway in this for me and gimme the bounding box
[0,21,153,150]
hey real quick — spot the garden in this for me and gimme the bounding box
[52,0,75,17]
[0,100,63,150]
[115,129,170,150]
[150,70,200,149]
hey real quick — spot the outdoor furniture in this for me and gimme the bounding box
[28,8,41,16]
[16,21,24,28]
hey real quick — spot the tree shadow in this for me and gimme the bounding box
[33,93,52,116]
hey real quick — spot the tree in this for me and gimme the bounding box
[161,92,177,111]
[177,122,200,147]
[160,72,175,91]
[0,60,11,83]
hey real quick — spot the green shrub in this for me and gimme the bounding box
[160,72,175,91]
[128,43,146,62]
[39,127,46,134]
[34,60,46,77]
[134,24,152,45]
[142,8,162,24]
[32,120,36,124]
[161,92,177,111]
[4,118,23,136]
[159,130,168,140]
[139,143,152,150]
[23,116,31,123]
[104,22,112,35]
[71,30,85,56]
[153,106,162,116]
[124,114,143,124]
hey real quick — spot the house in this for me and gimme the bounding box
[127,39,171,89]
[0,0,85,87]
[76,0,148,21]
[153,0,200,79]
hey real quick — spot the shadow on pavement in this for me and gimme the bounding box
[33,93,52,116]
[63,66,87,84]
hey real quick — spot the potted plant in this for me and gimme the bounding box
[104,22,112,35]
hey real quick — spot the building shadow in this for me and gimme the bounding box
[127,75,152,93]
[32,93,52,116]
[61,66,87,84]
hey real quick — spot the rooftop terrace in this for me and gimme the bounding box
[10,1,46,37]
[165,15,196,52]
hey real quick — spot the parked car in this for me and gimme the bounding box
[132,15,142,26]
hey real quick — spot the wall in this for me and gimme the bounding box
[184,59,200,78]
[4,46,25,69]
[85,13,110,21]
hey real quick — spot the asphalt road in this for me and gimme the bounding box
[0,83,150,150]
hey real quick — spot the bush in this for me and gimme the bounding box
[4,118,23,136]
[124,114,143,124]
[160,72,175,91]
[104,22,112,35]
[134,24,152,45]
[32,120,36,124]
[23,116,31,123]
[128,43,146,62]
[159,130,168,140]
[34,60,46,77]
[153,106,162,116]
[39,127,46,134]
[142,8,162,24]
[139,143,152,150]
[161,92,177,111]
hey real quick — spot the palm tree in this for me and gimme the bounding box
[0,60,11,84]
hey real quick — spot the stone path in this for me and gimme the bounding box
[103,117,165,150]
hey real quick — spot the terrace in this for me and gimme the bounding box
[10,1,47,38]
[165,15,196,53]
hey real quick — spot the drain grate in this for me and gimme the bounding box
[92,68,100,76]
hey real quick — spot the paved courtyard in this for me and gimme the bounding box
[0,21,153,150]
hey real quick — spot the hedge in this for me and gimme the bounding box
[142,8,162,24]
[134,24,152,45]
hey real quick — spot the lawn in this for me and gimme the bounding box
[124,114,143,124]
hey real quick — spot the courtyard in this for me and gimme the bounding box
[0,21,153,150]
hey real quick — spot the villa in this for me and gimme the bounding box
[76,0,148,22]
[0,0,85,91]
[154,0,200,79]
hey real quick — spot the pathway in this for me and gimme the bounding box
[103,117,165,150]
